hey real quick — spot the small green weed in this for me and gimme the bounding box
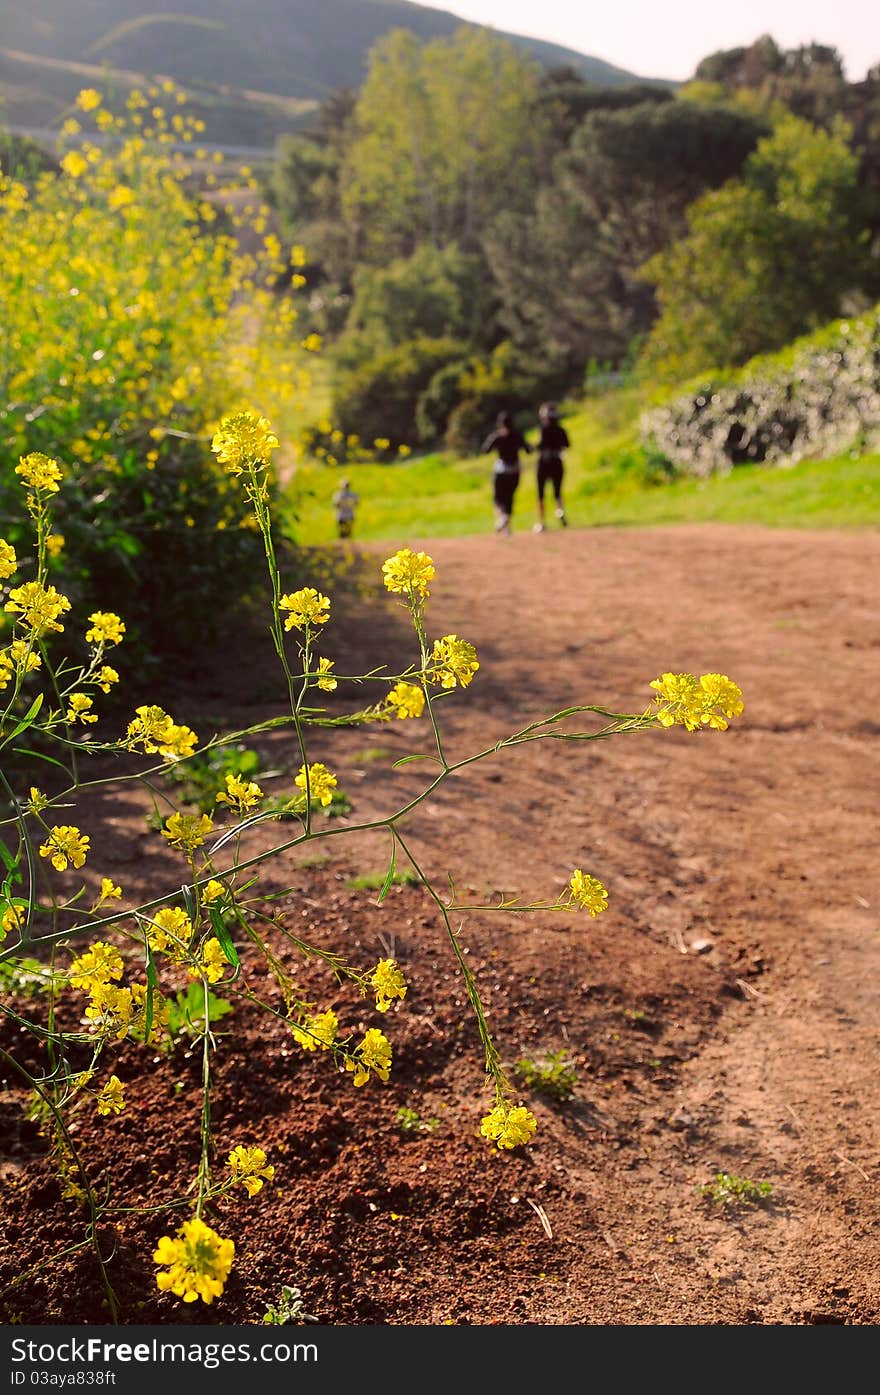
[0,956,59,996]
[396,1105,439,1135]
[346,868,420,891]
[699,1172,773,1207]
[166,983,234,1041]
[514,1050,578,1102]
[261,1283,318,1325]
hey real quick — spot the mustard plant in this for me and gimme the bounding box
[0,414,744,1313]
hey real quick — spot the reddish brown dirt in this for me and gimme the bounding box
[1,522,879,1326]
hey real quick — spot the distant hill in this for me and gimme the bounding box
[0,0,672,151]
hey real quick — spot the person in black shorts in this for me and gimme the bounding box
[480,411,533,535]
[533,401,570,533]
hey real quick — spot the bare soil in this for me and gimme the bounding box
[1,522,878,1326]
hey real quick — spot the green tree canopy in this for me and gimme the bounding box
[638,112,871,379]
[340,25,543,261]
[484,98,768,378]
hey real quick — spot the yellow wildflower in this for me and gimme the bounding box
[1,905,24,942]
[85,611,125,646]
[96,1075,126,1117]
[216,773,263,814]
[5,581,71,637]
[650,672,744,732]
[226,1145,275,1197]
[201,880,226,905]
[371,959,407,1013]
[153,1217,234,1305]
[91,878,123,912]
[45,533,65,557]
[480,1102,537,1149]
[76,89,103,112]
[384,681,425,720]
[316,656,337,691]
[294,762,337,808]
[428,635,479,689]
[381,548,435,601]
[568,870,609,917]
[162,811,213,854]
[211,410,278,476]
[15,453,62,493]
[291,1008,338,1052]
[39,825,90,872]
[279,587,331,630]
[69,941,124,991]
[66,693,98,725]
[346,1027,392,1087]
[188,937,227,984]
[97,665,119,692]
[0,539,16,580]
[147,905,193,954]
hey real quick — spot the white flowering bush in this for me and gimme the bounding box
[640,306,880,478]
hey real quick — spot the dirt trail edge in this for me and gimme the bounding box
[1,523,877,1325]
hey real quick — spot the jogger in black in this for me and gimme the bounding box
[533,402,570,533]
[480,411,533,535]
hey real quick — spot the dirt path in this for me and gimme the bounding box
[2,522,878,1325]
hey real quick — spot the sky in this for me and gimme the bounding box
[424,0,880,83]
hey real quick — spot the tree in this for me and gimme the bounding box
[337,242,498,361]
[484,99,768,381]
[340,26,543,262]
[639,113,870,379]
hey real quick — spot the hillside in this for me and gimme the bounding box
[0,0,670,150]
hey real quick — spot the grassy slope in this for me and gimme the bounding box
[282,386,880,544]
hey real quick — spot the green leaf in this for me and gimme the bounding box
[0,842,20,875]
[144,942,159,1042]
[12,748,71,773]
[4,693,44,742]
[376,839,397,905]
[209,905,240,970]
[391,752,440,768]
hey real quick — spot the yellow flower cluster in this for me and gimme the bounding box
[0,539,17,580]
[226,1145,275,1197]
[39,825,90,872]
[294,762,337,808]
[279,587,331,630]
[95,1075,126,1116]
[125,706,198,761]
[568,869,609,917]
[5,581,71,638]
[346,1027,393,1086]
[650,672,744,732]
[480,1102,538,1149]
[216,773,263,814]
[371,959,407,1013]
[85,611,126,647]
[381,548,435,601]
[211,410,279,476]
[428,634,480,690]
[383,681,425,720]
[162,811,214,854]
[15,453,63,495]
[154,1217,234,1305]
[291,1008,338,1052]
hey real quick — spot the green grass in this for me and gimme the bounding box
[281,384,879,542]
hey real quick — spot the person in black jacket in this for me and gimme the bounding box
[480,411,533,535]
[533,401,570,533]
